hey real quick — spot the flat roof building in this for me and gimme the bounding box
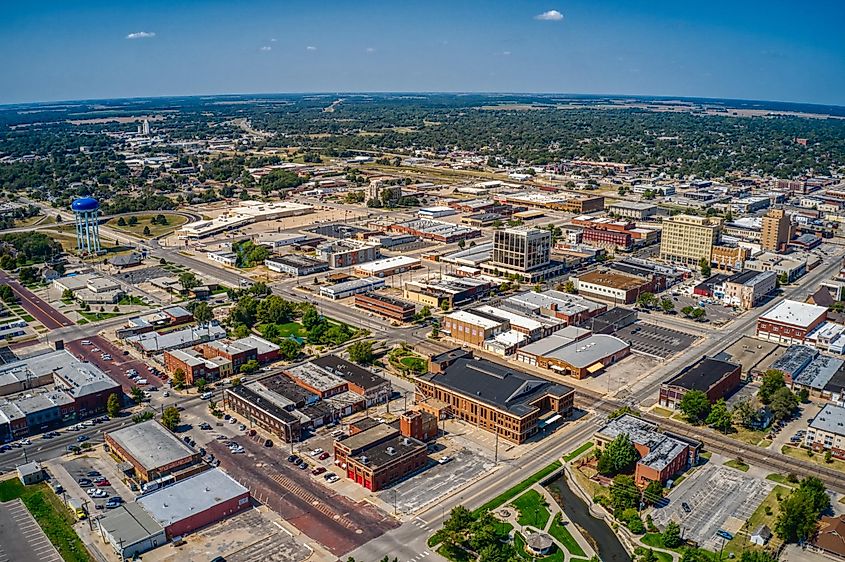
[136,468,251,538]
[353,255,421,278]
[105,420,200,482]
[805,404,845,460]
[96,502,166,559]
[756,300,828,345]
[504,290,606,326]
[659,357,741,410]
[354,292,416,322]
[264,254,329,276]
[659,214,722,265]
[574,270,664,305]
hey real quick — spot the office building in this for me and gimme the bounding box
[721,270,777,310]
[264,255,329,276]
[354,293,416,322]
[608,201,658,220]
[761,208,792,252]
[504,290,607,326]
[105,421,200,482]
[756,300,828,345]
[659,215,722,265]
[574,270,664,305]
[414,349,574,444]
[316,240,381,268]
[491,226,551,272]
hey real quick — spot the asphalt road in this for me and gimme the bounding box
[0,499,63,562]
[0,270,73,329]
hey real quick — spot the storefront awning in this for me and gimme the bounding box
[586,362,604,374]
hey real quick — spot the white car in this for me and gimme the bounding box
[162,391,170,397]
[310,448,323,457]
[81,340,92,345]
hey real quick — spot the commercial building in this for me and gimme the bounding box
[418,206,457,219]
[333,423,428,491]
[659,215,722,265]
[442,310,509,346]
[389,219,481,243]
[805,404,845,459]
[504,290,607,326]
[105,421,200,482]
[136,469,251,538]
[223,381,303,443]
[125,323,227,355]
[721,270,777,310]
[659,357,742,410]
[354,292,416,322]
[574,270,664,305]
[264,254,329,276]
[316,240,381,268]
[353,255,421,278]
[320,277,385,300]
[594,414,700,486]
[414,349,575,443]
[178,201,313,239]
[495,191,604,213]
[404,276,491,308]
[473,304,559,341]
[756,300,828,345]
[482,226,563,282]
[761,208,792,252]
[310,355,392,407]
[96,502,166,559]
[116,306,193,338]
[53,273,124,304]
[608,201,658,220]
[570,216,660,250]
[536,334,629,379]
[163,348,231,385]
[207,250,238,267]
[0,350,121,440]
[745,252,807,283]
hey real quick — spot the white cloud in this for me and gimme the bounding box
[502,51,511,56]
[306,45,317,51]
[270,38,277,42]
[534,10,563,21]
[365,47,376,54]
[260,46,272,51]
[126,31,156,39]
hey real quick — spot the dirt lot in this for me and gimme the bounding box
[208,435,398,556]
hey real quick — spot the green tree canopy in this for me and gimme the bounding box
[348,340,375,364]
[161,406,180,431]
[597,433,641,476]
[679,390,711,423]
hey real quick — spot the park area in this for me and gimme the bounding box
[106,213,188,237]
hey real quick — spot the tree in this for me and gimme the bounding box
[699,258,711,277]
[240,360,260,374]
[172,368,186,389]
[18,266,36,284]
[0,285,15,303]
[301,305,321,330]
[662,521,682,548]
[128,215,138,226]
[179,271,200,292]
[732,399,759,429]
[659,298,675,313]
[681,548,710,562]
[759,369,786,404]
[679,390,711,423]
[680,305,694,317]
[348,340,375,364]
[257,295,295,324]
[597,433,640,476]
[770,386,799,421]
[798,388,810,403]
[130,385,144,404]
[607,406,634,420]
[106,393,121,418]
[278,339,302,360]
[706,398,733,433]
[117,216,127,226]
[143,226,151,236]
[562,280,577,294]
[192,302,213,326]
[195,378,207,392]
[609,474,640,513]
[775,477,830,543]
[636,292,656,309]
[639,550,657,562]
[440,300,450,312]
[690,307,706,321]
[642,480,664,505]
[161,406,180,431]
[62,288,75,301]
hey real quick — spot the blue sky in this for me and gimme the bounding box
[1,0,843,105]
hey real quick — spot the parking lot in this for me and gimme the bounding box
[208,434,398,556]
[671,293,738,325]
[114,265,173,285]
[650,464,773,551]
[62,455,131,512]
[0,499,62,562]
[378,449,493,515]
[614,322,698,359]
[66,335,164,390]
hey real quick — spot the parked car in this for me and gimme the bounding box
[199,422,212,430]
[76,435,89,442]
[312,467,326,476]
[310,448,323,457]
[318,452,330,461]
[287,455,299,463]
[95,480,111,487]
[438,456,452,465]
[105,497,123,509]
[681,502,691,513]
[201,392,213,400]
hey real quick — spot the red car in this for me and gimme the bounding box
[311,467,326,476]
[95,480,111,487]
[318,452,330,461]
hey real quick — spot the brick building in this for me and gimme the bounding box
[574,270,665,305]
[354,292,416,322]
[659,357,742,410]
[756,300,828,345]
[333,423,428,491]
[414,349,574,444]
[105,421,201,482]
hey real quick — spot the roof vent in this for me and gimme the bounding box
[386,447,396,455]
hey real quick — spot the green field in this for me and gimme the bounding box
[106,213,188,238]
[0,479,92,562]
[474,460,562,515]
[724,458,750,472]
[548,513,586,556]
[563,441,593,462]
[780,445,845,473]
[513,489,551,528]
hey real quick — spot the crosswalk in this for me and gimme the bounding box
[410,517,431,532]
[405,549,431,562]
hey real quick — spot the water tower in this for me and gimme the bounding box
[71,196,101,254]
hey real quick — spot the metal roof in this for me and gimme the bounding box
[137,468,248,527]
[106,420,195,472]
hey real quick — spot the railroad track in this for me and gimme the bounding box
[574,391,845,494]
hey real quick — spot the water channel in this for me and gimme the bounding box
[543,473,632,562]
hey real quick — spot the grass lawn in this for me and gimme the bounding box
[118,294,147,306]
[399,355,427,372]
[474,460,561,516]
[548,514,586,556]
[563,441,593,462]
[651,407,673,418]
[512,489,551,529]
[724,458,750,472]
[765,473,797,486]
[722,485,787,557]
[0,479,92,562]
[263,321,307,338]
[729,426,769,447]
[436,544,472,562]
[780,445,845,473]
[76,310,124,322]
[20,313,35,322]
[106,213,188,238]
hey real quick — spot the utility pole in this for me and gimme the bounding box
[494,431,499,465]
[83,500,93,531]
